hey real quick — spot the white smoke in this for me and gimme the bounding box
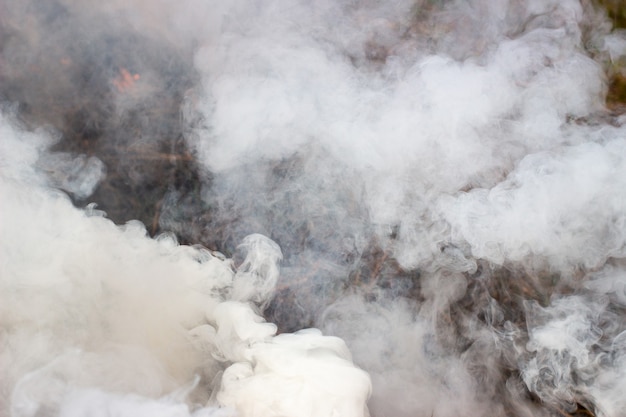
[186,0,610,270]
[4,0,626,416]
[0,113,370,417]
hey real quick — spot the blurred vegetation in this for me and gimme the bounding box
[595,0,626,110]
[607,70,626,110]
[597,0,626,29]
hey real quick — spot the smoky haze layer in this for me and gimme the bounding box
[4,0,626,416]
[0,0,201,228]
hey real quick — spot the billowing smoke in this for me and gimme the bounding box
[0,114,371,417]
[2,0,626,416]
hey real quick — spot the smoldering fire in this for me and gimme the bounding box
[2,1,626,416]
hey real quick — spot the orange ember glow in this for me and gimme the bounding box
[113,68,141,92]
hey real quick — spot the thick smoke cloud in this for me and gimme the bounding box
[0,113,370,416]
[3,0,626,416]
[186,0,612,276]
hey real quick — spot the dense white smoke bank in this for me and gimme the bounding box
[0,114,370,417]
[4,0,626,416]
